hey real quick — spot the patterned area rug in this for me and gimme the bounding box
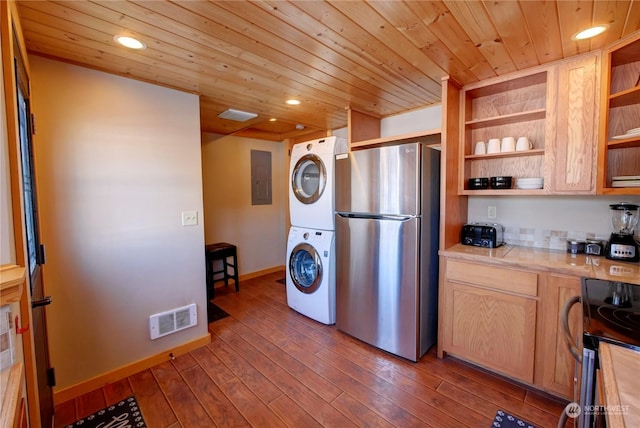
[491,410,536,428]
[66,396,146,427]
[208,301,230,323]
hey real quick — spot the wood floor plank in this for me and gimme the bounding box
[181,365,250,427]
[315,347,473,427]
[268,394,324,428]
[152,361,214,426]
[419,352,528,400]
[329,392,397,428]
[374,364,482,423]
[189,345,237,385]
[56,271,569,428]
[524,389,568,415]
[376,360,443,390]
[53,399,76,428]
[215,377,288,427]
[213,322,357,427]
[75,388,106,420]
[234,315,344,401]
[218,317,344,404]
[103,378,134,404]
[128,369,178,427]
[171,352,199,372]
[436,380,560,428]
[207,332,283,405]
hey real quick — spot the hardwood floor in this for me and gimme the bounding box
[54,271,569,427]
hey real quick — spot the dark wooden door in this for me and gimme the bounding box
[14,39,54,428]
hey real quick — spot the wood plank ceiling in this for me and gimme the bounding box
[16,1,640,142]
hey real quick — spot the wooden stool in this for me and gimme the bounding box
[205,243,239,298]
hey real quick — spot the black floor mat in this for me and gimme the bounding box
[207,301,230,323]
[66,396,146,427]
[490,410,536,428]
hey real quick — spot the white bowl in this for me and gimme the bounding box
[517,177,543,184]
[517,183,544,189]
[517,177,543,189]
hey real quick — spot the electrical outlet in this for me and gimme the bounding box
[488,206,497,219]
[181,210,198,226]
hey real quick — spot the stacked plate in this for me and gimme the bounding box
[612,127,640,140]
[612,175,640,187]
[516,177,544,190]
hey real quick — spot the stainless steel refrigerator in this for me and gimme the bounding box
[334,142,440,361]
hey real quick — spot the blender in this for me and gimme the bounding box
[606,202,639,262]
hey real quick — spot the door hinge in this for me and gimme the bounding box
[38,244,46,265]
[30,113,36,135]
[47,367,56,387]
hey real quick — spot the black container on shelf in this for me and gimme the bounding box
[468,177,489,190]
[490,176,512,189]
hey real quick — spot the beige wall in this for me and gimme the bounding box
[29,56,208,389]
[201,133,286,274]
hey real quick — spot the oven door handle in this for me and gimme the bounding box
[561,295,582,364]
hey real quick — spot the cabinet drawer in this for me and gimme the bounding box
[446,259,538,296]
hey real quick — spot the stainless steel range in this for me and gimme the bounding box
[562,278,640,427]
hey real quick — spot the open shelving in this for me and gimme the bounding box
[598,32,640,194]
[460,70,548,195]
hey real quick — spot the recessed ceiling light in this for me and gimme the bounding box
[114,35,146,50]
[269,118,277,122]
[286,99,301,105]
[572,25,609,40]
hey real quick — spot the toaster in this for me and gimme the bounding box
[461,223,505,248]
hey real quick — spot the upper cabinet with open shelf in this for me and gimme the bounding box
[598,32,640,194]
[459,70,548,195]
[459,52,600,196]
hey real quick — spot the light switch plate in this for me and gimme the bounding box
[488,206,497,219]
[181,210,198,226]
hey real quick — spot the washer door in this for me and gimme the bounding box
[289,243,323,294]
[291,154,326,204]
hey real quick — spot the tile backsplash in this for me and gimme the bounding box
[501,226,613,251]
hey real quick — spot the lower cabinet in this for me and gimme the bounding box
[444,282,537,383]
[441,259,538,384]
[536,273,582,399]
[440,257,581,399]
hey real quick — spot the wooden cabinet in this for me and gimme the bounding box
[546,54,599,194]
[458,53,600,195]
[459,70,547,195]
[440,257,584,400]
[597,32,640,194]
[536,273,582,399]
[441,259,538,383]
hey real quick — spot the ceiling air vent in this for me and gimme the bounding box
[149,303,197,340]
[217,108,258,122]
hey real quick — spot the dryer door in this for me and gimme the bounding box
[289,242,323,294]
[291,154,326,204]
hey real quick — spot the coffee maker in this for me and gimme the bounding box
[606,202,639,262]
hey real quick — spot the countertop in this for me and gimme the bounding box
[599,343,640,427]
[439,244,640,284]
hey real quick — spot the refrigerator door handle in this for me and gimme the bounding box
[336,213,413,221]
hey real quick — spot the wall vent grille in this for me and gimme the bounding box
[149,303,197,340]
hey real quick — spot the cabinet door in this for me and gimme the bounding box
[443,281,537,383]
[536,274,582,399]
[547,54,599,193]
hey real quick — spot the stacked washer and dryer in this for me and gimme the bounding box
[286,136,348,325]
